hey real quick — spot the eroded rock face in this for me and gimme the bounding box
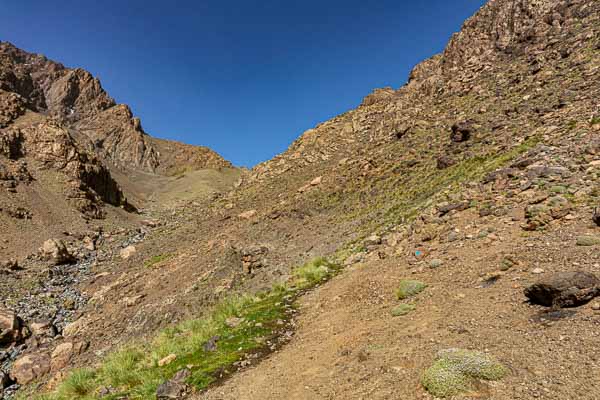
[0,41,231,176]
[0,119,126,216]
[524,272,600,308]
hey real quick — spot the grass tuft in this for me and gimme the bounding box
[396,280,427,299]
[143,253,172,268]
[391,303,416,316]
[422,349,508,398]
[292,257,341,288]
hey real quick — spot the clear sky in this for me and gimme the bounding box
[1,0,486,167]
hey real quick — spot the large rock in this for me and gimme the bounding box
[10,353,51,384]
[0,308,21,346]
[593,208,600,227]
[120,245,137,260]
[524,272,600,308]
[156,368,190,399]
[39,239,74,265]
[50,341,88,371]
[450,121,473,142]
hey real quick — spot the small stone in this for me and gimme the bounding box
[238,210,257,219]
[225,317,244,328]
[158,354,177,367]
[203,335,220,352]
[591,302,600,311]
[364,235,382,247]
[531,268,545,274]
[310,176,323,186]
[429,259,443,269]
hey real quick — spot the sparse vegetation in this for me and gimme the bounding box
[143,253,172,268]
[29,257,341,400]
[391,303,415,316]
[292,257,341,288]
[396,280,427,299]
[422,349,508,398]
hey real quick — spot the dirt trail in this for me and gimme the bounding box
[197,207,600,400]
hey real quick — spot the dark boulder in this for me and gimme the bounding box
[524,272,600,308]
[436,155,456,170]
[450,121,474,142]
[593,207,600,227]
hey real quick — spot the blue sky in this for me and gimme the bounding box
[1,0,486,166]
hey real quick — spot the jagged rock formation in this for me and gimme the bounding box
[0,41,230,174]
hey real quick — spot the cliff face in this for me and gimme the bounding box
[0,41,230,174]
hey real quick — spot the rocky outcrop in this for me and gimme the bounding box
[0,41,230,175]
[1,119,126,216]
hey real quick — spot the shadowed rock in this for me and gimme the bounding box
[524,272,600,308]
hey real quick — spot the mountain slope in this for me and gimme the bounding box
[1,0,599,399]
[0,41,234,258]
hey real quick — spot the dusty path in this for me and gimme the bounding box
[196,209,600,400]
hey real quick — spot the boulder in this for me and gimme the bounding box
[241,245,268,274]
[524,272,600,308]
[156,368,190,399]
[10,353,51,384]
[119,245,137,260]
[0,259,20,273]
[0,308,21,346]
[50,341,87,371]
[523,196,570,230]
[29,320,56,338]
[436,155,456,169]
[156,379,186,399]
[450,121,473,142]
[593,208,600,227]
[39,239,74,265]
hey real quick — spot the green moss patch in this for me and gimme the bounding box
[396,280,427,299]
[422,349,508,398]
